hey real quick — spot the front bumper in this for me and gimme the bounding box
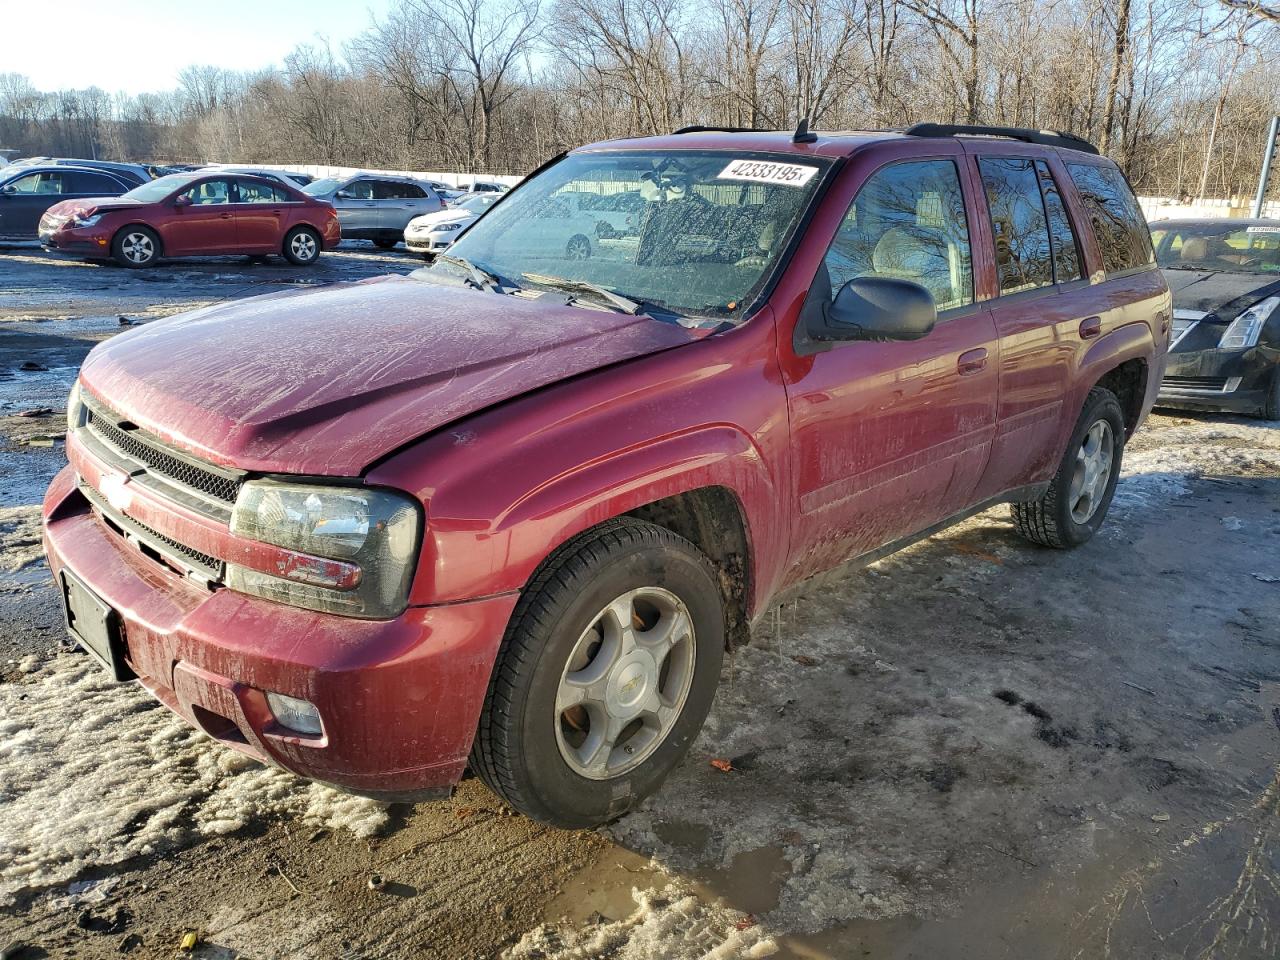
[405,233,456,254]
[39,220,110,255]
[42,465,516,800]
[1157,345,1275,415]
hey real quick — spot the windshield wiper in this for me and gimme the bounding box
[521,273,645,315]
[437,253,503,291]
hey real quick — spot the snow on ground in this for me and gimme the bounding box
[0,654,388,906]
[1113,414,1280,513]
[0,505,43,574]
[506,885,777,960]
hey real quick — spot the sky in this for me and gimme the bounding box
[0,0,400,96]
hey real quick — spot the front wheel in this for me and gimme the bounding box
[1011,386,1125,548]
[565,234,591,260]
[282,227,321,266]
[111,226,159,268]
[1263,367,1280,421]
[472,518,724,827]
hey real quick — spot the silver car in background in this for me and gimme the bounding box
[200,166,314,189]
[302,174,444,248]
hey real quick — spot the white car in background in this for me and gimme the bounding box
[403,193,500,259]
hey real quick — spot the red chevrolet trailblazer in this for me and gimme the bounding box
[44,123,1169,827]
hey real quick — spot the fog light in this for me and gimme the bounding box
[265,691,324,736]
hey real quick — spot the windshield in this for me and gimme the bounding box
[435,150,831,319]
[123,173,198,202]
[1151,223,1280,274]
[303,178,342,196]
[459,195,497,213]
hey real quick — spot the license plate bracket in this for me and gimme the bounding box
[60,571,134,681]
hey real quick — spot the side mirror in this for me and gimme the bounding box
[819,276,937,342]
[0,184,15,195]
[172,193,192,208]
[335,190,354,200]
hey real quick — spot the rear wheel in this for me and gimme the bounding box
[1011,387,1125,549]
[282,227,320,266]
[111,227,159,268]
[472,518,724,827]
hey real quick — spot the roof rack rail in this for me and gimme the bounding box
[672,125,766,135]
[903,123,1099,155]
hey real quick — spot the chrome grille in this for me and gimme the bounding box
[78,394,245,523]
[1162,375,1229,391]
[81,483,223,584]
[85,408,242,504]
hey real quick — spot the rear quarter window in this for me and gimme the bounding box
[1065,162,1154,276]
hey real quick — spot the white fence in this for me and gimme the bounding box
[204,162,523,191]
[1139,195,1279,222]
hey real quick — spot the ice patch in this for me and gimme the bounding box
[0,654,388,905]
[505,885,777,960]
[1221,516,1245,531]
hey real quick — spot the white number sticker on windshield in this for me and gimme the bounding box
[1246,225,1280,234]
[717,160,818,188]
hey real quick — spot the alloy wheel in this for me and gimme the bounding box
[1068,419,1114,523]
[554,586,695,780]
[122,232,154,264]
[291,232,317,261]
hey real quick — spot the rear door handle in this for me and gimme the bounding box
[219,213,232,219]
[1080,316,1102,339]
[957,347,988,375]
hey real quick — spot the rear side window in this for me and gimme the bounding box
[1035,161,1082,283]
[374,181,425,199]
[64,171,125,194]
[235,179,289,203]
[824,159,974,312]
[978,157,1084,293]
[979,157,1053,294]
[1065,162,1153,275]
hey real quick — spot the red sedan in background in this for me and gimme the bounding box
[39,172,341,268]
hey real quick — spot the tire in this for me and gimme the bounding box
[1011,386,1126,549]
[373,238,398,250]
[1263,368,1280,421]
[565,234,591,260]
[472,518,724,828]
[282,227,321,266]
[111,226,159,268]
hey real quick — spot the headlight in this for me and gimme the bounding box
[72,214,103,228]
[66,380,83,429]
[228,481,421,619]
[437,222,462,232]
[1219,296,1278,349]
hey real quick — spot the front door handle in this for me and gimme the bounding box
[1080,316,1102,339]
[219,213,232,219]
[958,347,988,376]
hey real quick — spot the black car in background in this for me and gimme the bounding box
[1152,219,1280,419]
[0,164,134,238]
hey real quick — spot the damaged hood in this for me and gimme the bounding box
[79,275,700,476]
[46,196,145,219]
[1161,268,1280,320]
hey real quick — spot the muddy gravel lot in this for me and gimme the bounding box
[1,246,1278,959]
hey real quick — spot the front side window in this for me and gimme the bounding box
[181,179,231,205]
[439,150,832,320]
[824,159,973,312]
[340,180,375,201]
[979,157,1053,295]
[1065,162,1154,275]
[7,172,64,195]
